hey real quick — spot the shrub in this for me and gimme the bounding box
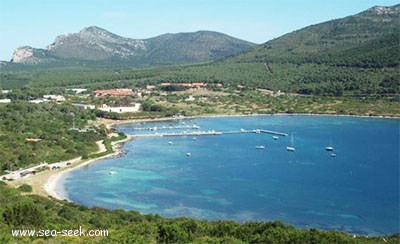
[18,184,32,192]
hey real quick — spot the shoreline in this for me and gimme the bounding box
[102,112,400,128]
[44,155,119,201]
[7,135,134,201]
[7,112,399,200]
[43,135,134,200]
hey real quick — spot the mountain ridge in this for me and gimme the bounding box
[228,4,399,62]
[10,28,256,66]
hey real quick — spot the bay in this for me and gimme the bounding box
[60,115,399,236]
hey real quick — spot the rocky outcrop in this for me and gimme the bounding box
[11,47,34,63]
[11,46,54,64]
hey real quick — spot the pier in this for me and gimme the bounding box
[130,128,288,138]
[258,129,288,136]
[132,125,200,131]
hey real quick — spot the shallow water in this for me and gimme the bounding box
[61,115,400,235]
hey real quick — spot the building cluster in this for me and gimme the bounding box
[0,82,222,114]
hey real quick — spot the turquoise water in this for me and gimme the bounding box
[61,115,399,235]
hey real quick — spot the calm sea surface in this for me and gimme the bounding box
[60,115,399,235]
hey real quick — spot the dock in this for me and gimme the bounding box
[132,125,200,131]
[130,128,288,138]
[258,129,288,136]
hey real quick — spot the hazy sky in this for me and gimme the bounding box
[0,0,398,61]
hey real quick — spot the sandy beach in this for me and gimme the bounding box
[44,154,118,200]
[7,136,133,200]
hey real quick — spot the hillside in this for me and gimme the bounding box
[217,4,400,95]
[229,5,399,65]
[10,27,255,66]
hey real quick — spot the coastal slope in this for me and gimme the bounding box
[217,4,400,95]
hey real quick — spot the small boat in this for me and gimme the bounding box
[286,146,295,152]
[272,135,279,140]
[325,138,334,151]
[168,141,173,145]
[192,137,197,141]
[330,153,337,157]
[325,146,334,151]
[186,152,191,157]
[109,170,116,175]
[255,145,265,149]
[286,134,295,152]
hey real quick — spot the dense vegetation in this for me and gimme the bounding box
[219,5,400,95]
[0,102,105,174]
[0,182,398,243]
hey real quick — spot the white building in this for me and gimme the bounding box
[72,103,96,110]
[29,99,47,104]
[43,95,66,102]
[98,103,141,113]
[0,99,11,103]
[67,88,87,94]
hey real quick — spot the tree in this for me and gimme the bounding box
[3,199,45,227]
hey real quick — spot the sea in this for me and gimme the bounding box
[59,115,400,236]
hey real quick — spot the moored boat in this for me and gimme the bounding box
[325,137,334,151]
[286,134,295,152]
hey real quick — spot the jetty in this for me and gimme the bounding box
[130,128,288,138]
[132,125,200,131]
[258,129,288,136]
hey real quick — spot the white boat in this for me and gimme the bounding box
[109,170,116,175]
[168,141,173,145]
[272,135,279,140]
[330,153,337,157]
[286,134,295,152]
[286,146,295,152]
[325,146,334,151]
[255,145,265,149]
[325,138,334,151]
[186,152,191,157]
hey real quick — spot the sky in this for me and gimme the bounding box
[0,0,398,61]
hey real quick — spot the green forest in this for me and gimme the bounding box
[0,181,399,243]
[0,102,107,174]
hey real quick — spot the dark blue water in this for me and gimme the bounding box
[61,115,400,235]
